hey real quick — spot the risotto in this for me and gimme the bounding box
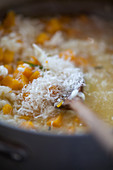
[0,11,113,134]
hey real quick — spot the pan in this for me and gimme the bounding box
[0,0,113,169]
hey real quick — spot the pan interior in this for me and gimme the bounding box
[0,0,113,135]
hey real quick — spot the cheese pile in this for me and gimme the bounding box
[14,45,85,119]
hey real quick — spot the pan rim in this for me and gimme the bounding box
[0,120,90,138]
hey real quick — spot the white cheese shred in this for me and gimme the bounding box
[15,45,85,119]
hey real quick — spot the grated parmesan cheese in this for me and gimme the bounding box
[15,45,85,118]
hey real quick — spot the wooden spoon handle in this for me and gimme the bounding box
[69,98,113,153]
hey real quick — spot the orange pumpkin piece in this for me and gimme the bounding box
[46,18,62,34]
[13,64,25,78]
[21,121,34,129]
[3,104,13,115]
[3,50,14,64]
[3,11,15,29]
[1,76,13,87]
[36,32,50,45]
[23,67,32,78]
[47,114,63,127]
[19,74,29,86]
[29,71,40,81]
[59,50,75,61]
[1,76,22,90]
[60,50,90,66]
[28,56,41,65]
[13,64,32,79]
[4,65,13,74]
[0,48,3,61]
[12,79,23,90]
[13,69,20,79]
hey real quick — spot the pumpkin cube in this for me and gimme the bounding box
[23,67,32,78]
[28,56,41,65]
[46,18,62,34]
[13,64,25,78]
[47,114,62,127]
[1,76,22,90]
[3,50,14,64]
[3,104,13,115]
[3,11,15,29]
[1,76,13,87]
[4,65,13,74]
[36,32,50,45]
[11,79,23,90]
[20,74,29,86]
[29,71,40,81]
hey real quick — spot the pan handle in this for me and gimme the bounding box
[0,138,29,162]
